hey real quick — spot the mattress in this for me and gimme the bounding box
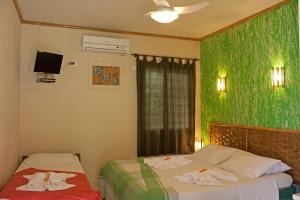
[100,159,293,200]
[16,154,84,173]
[167,173,292,200]
[267,173,293,189]
[104,173,292,200]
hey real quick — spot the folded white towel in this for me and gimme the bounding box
[207,168,239,182]
[175,171,221,186]
[144,156,193,170]
[17,173,47,192]
[174,168,238,186]
[16,172,76,192]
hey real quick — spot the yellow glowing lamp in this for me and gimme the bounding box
[195,137,204,151]
[272,67,285,88]
[217,77,226,93]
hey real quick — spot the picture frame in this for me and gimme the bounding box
[89,62,121,89]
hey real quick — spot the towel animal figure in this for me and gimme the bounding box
[174,168,238,186]
[16,172,76,192]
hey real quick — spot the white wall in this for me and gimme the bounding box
[0,0,21,188]
[20,24,200,187]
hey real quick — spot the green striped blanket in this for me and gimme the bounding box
[99,159,178,200]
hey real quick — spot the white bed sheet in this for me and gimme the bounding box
[104,158,293,200]
[154,158,292,200]
[166,173,292,200]
[16,155,84,173]
[105,173,292,200]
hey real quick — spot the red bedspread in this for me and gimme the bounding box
[0,168,102,200]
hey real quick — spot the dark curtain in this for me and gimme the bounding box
[137,56,196,157]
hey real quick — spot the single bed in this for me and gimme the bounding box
[100,123,300,200]
[0,153,101,200]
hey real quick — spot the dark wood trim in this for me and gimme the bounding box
[22,20,200,41]
[209,122,300,134]
[21,155,28,162]
[12,0,289,42]
[12,0,24,22]
[21,153,81,162]
[199,0,290,41]
[75,153,81,162]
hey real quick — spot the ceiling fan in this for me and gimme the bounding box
[147,0,210,23]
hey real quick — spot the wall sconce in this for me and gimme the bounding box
[195,137,204,151]
[217,77,226,92]
[272,67,285,88]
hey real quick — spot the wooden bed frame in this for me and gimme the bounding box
[21,153,81,162]
[209,123,300,183]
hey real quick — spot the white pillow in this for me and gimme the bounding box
[27,153,77,164]
[192,144,239,165]
[264,161,291,175]
[218,151,280,178]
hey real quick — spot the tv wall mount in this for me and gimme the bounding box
[36,72,56,83]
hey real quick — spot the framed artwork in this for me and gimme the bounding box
[89,62,121,88]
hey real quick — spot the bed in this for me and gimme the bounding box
[0,153,101,200]
[100,123,300,200]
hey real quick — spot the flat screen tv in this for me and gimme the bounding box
[34,51,63,74]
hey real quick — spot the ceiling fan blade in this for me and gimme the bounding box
[174,1,210,15]
[152,0,170,7]
[145,11,155,16]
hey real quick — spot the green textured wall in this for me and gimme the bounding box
[200,0,299,143]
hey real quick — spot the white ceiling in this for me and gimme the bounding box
[17,0,286,39]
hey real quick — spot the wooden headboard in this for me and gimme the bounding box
[21,153,81,162]
[209,123,300,183]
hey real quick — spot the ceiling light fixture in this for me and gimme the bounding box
[150,9,179,23]
[148,0,210,24]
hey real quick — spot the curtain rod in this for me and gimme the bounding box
[131,53,200,61]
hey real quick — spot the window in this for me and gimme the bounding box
[137,56,196,156]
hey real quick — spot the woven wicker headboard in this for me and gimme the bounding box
[209,123,300,183]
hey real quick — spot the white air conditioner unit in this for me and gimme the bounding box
[82,35,129,55]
